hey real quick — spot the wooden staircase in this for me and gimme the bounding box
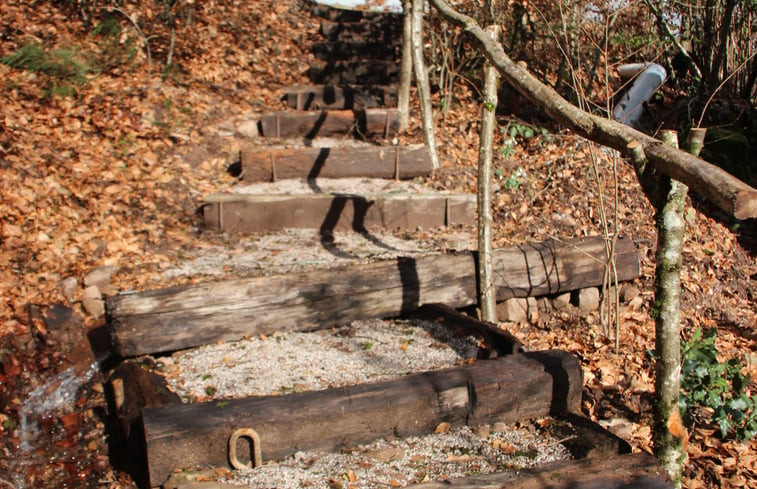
[102,2,674,488]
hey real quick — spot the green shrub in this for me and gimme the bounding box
[680,327,757,440]
[1,42,90,96]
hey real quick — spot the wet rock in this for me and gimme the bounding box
[43,304,95,375]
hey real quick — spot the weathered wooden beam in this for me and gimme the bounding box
[201,192,474,234]
[141,350,582,487]
[240,145,429,181]
[408,452,672,488]
[282,84,397,110]
[308,60,399,85]
[313,41,399,61]
[107,236,639,356]
[258,109,400,139]
[320,19,401,43]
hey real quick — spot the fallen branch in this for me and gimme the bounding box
[428,0,757,220]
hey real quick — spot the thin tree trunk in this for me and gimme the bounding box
[708,0,737,93]
[398,0,413,130]
[477,24,499,323]
[411,0,440,170]
[653,131,686,487]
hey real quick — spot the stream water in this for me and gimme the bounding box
[11,362,99,489]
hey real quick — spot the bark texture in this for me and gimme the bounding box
[477,25,499,322]
[411,0,439,169]
[427,0,757,219]
[398,0,412,130]
[652,131,687,487]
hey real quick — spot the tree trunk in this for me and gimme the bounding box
[708,0,737,93]
[477,24,499,323]
[411,0,440,169]
[398,0,413,130]
[426,0,757,219]
[651,130,687,487]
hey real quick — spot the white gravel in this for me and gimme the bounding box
[162,228,475,279]
[226,424,572,488]
[161,319,482,402]
[233,177,431,195]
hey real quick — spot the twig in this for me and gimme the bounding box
[97,6,152,69]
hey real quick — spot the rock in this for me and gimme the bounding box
[84,265,118,289]
[619,284,640,303]
[550,292,572,311]
[363,447,405,462]
[236,119,259,139]
[43,305,95,375]
[474,424,491,438]
[60,276,78,301]
[573,287,600,313]
[491,422,508,433]
[496,297,538,323]
[82,286,104,318]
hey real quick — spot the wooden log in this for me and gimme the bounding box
[407,452,672,488]
[201,192,473,234]
[240,145,430,181]
[313,41,399,61]
[258,109,400,139]
[107,236,640,356]
[320,19,401,43]
[308,60,399,85]
[141,350,582,487]
[282,84,397,110]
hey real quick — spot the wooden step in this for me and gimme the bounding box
[106,236,640,357]
[408,451,672,488]
[258,108,400,139]
[282,84,397,110]
[240,145,430,181]
[201,192,475,234]
[313,41,399,61]
[309,59,399,85]
[320,19,401,43]
[140,349,582,487]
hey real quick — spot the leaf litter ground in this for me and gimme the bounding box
[0,0,755,488]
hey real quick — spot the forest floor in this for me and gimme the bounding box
[0,0,755,488]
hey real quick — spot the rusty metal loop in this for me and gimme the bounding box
[228,427,262,470]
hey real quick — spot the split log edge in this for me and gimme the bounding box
[107,236,640,356]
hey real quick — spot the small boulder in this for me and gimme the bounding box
[82,285,104,318]
[496,297,538,323]
[620,284,640,303]
[236,119,259,139]
[43,305,95,375]
[573,287,600,313]
[550,292,572,311]
[60,276,78,302]
[84,265,118,289]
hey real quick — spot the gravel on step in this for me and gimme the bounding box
[225,423,572,488]
[232,177,432,195]
[160,319,482,402]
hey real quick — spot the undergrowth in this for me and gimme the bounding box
[680,326,757,441]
